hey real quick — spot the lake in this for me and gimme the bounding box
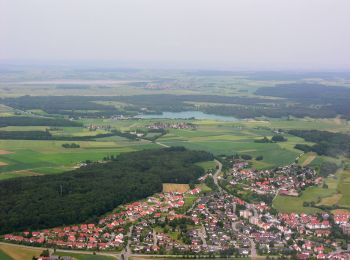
[137,111,238,121]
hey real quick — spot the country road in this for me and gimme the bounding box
[212,159,223,192]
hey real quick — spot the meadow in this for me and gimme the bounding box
[0,243,116,260]
[2,115,350,180]
[0,126,159,180]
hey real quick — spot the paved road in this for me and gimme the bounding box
[212,159,223,192]
[199,225,207,246]
[118,225,133,260]
[231,222,258,258]
[153,228,158,247]
[155,141,170,148]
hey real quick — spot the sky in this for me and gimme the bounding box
[1,0,350,70]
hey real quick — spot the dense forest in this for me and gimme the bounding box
[2,91,345,119]
[319,161,339,178]
[0,130,53,140]
[62,143,80,148]
[0,129,135,141]
[0,96,123,118]
[256,83,350,119]
[0,147,213,234]
[290,130,350,157]
[0,116,82,127]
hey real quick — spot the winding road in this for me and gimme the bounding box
[212,159,223,193]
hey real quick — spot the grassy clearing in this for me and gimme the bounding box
[162,183,190,193]
[338,168,350,207]
[196,183,212,193]
[273,186,335,214]
[195,160,217,171]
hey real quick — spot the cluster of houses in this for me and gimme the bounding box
[3,223,125,250]
[228,162,318,197]
[146,122,195,130]
[3,223,125,251]
[86,124,112,131]
[190,193,248,255]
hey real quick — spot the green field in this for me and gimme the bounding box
[195,160,217,171]
[273,186,333,214]
[337,168,350,206]
[157,123,301,169]
[0,137,159,180]
[3,116,350,180]
[56,251,116,260]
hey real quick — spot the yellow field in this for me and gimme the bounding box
[0,243,43,260]
[318,193,342,206]
[331,209,350,214]
[0,161,8,166]
[0,150,12,155]
[301,153,316,166]
[162,183,190,193]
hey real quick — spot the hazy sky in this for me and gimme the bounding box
[1,0,350,70]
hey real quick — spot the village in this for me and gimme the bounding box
[2,160,350,259]
[146,122,196,130]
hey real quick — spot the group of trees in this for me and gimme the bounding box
[0,130,53,140]
[290,130,350,157]
[256,83,350,119]
[254,135,287,143]
[61,143,80,149]
[0,147,213,234]
[319,161,339,177]
[0,116,82,127]
[240,154,253,160]
[0,129,132,141]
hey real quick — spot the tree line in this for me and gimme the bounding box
[0,129,137,141]
[0,116,82,127]
[290,129,350,157]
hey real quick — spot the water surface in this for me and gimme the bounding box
[138,111,238,121]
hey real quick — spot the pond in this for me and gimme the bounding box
[137,111,239,121]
